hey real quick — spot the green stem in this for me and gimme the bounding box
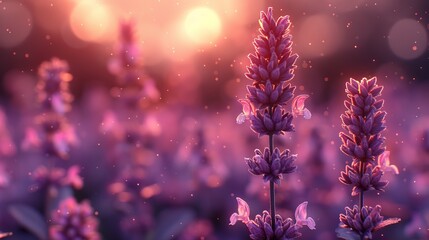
[269,133,275,230]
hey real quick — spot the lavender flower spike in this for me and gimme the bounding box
[339,77,386,165]
[231,7,314,239]
[337,77,400,239]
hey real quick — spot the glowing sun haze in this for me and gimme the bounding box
[183,7,222,45]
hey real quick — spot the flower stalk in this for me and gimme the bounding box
[231,7,314,239]
[337,77,401,240]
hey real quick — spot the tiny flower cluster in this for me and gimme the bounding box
[230,198,315,240]
[337,77,400,239]
[339,205,400,240]
[49,197,100,240]
[246,147,296,184]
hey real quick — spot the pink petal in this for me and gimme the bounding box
[236,197,250,221]
[295,201,316,230]
[230,197,250,225]
[386,165,400,175]
[66,165,83,189]
[378,151,399,174]
[21,128,41,150]
[236,99,253,124]
[306,217,316,230]
[303,108,312,119]
[238,99,252,116]
[52,94,66,114]
[378,151,391,166]
[236,113,246,124]
[295,201,309,221]
[292,94,311,119]
[229,213,238,225]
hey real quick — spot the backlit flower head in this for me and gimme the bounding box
[245,8,298,86]
[340,77,386,164]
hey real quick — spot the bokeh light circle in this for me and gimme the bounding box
[388,19,427,60]
[0,1,32,48]
[69,0,115,42]
[295,14,343,58]
[183,7,222,45]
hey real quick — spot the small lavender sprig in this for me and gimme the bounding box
[337,77,400,239]
[49,197,100,240]
[231,7,314,239]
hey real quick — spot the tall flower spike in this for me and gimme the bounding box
[337,77,400,239]
[232,7,314,239]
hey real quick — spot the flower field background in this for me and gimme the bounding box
[0,0,428,239]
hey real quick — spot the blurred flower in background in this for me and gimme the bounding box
[0,0,428,239]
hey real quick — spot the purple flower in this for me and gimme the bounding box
[339,77,386,164]
[338,77,400,238]
[339,162,388,196]
[250,107,294,136]
[339,205,400,239]
[245,8,298,86]
[232,7,312,239]
[231,198,315,240]
[246,147,296,184]
[49,197,100,240]
[247,82,295,109]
